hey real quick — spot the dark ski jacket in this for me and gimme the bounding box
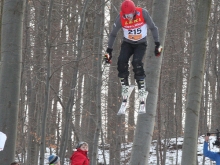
[203,141,220,165]
[70,148,90,165]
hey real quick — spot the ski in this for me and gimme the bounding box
[117,85,135,115]
[138,90,148,114]
[138,101,146,114]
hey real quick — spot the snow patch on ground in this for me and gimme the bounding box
[97,135,219,165]
[22,135,219,164]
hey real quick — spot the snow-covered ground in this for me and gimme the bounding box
[96,135,219,165]
[42,135,219,164]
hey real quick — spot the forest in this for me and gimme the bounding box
[0,0,218,165]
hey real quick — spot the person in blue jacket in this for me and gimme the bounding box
[203,135,220,165]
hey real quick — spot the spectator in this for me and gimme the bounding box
[48,155,60,165]
[70,141,89,165]
[203,135,220,165]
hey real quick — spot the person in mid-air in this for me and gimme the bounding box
[106,0,161,100]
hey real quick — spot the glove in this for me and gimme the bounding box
[154,42,162,57]
[105,48,113,63]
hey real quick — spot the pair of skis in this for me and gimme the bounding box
[117,85,148,115]
[103,54,148,115]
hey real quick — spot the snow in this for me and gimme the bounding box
[96,135,219,165]
[0,132,7,151]
[24,135,219,164]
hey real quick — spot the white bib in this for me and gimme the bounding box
[123,24,147,41]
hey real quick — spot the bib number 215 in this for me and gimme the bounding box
[128,28,141,34]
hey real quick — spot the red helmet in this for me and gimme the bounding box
[121,0,136,15]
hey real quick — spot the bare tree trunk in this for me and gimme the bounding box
[39,0,54,164]
[209,1,220,131]
[81,69,91,140]
[75,73,82,139]
[90,1,104,164]
[128,71,135,142]
[0,0,26,164]
[129,0,170,164]
[87,2,97,161]
[202,73,209,133]
[59,0,91,163]
[181,0,212,164]
[46,0,66,154]
[0,0,3,58]
[59,0,73,158]
[107,34,123,165]
[106,0,123,165]
[26,1,48,164]
[215,35,220,134]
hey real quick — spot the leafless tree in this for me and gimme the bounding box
[181,0,212,164]
[129,0,170,164]
[0,0,26,164]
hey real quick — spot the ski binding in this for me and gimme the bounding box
[117,85,135,115]
[138,90,148,114]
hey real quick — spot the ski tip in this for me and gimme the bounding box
[138,111,146,114]
[117,106,126,115]
[138,103,146,114]
[117,112,125,115]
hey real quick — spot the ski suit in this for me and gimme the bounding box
[108,7,159,80]
[70,148,90,165]
[203,141,220,165]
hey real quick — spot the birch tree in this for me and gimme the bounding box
[0,0,26,164]
[129,0,170,164]
[181,0,212,164]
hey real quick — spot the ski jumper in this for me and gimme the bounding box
[70,148,90,165]
[203,141,220,165]
[108,7,159,80]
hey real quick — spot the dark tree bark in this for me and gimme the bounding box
[130,0,170,164]
[0,0,26,164]
[181,0,212,164]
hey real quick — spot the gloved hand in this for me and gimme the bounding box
[155,42,162,57]
[105,48,113,63]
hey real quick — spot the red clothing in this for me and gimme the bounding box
[120,7,145,29]
[119,7,147,41]
[70,148,90,165]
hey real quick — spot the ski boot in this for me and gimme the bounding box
[120,77,129,99]
[136,79,148,99]
[118,77,135,115]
